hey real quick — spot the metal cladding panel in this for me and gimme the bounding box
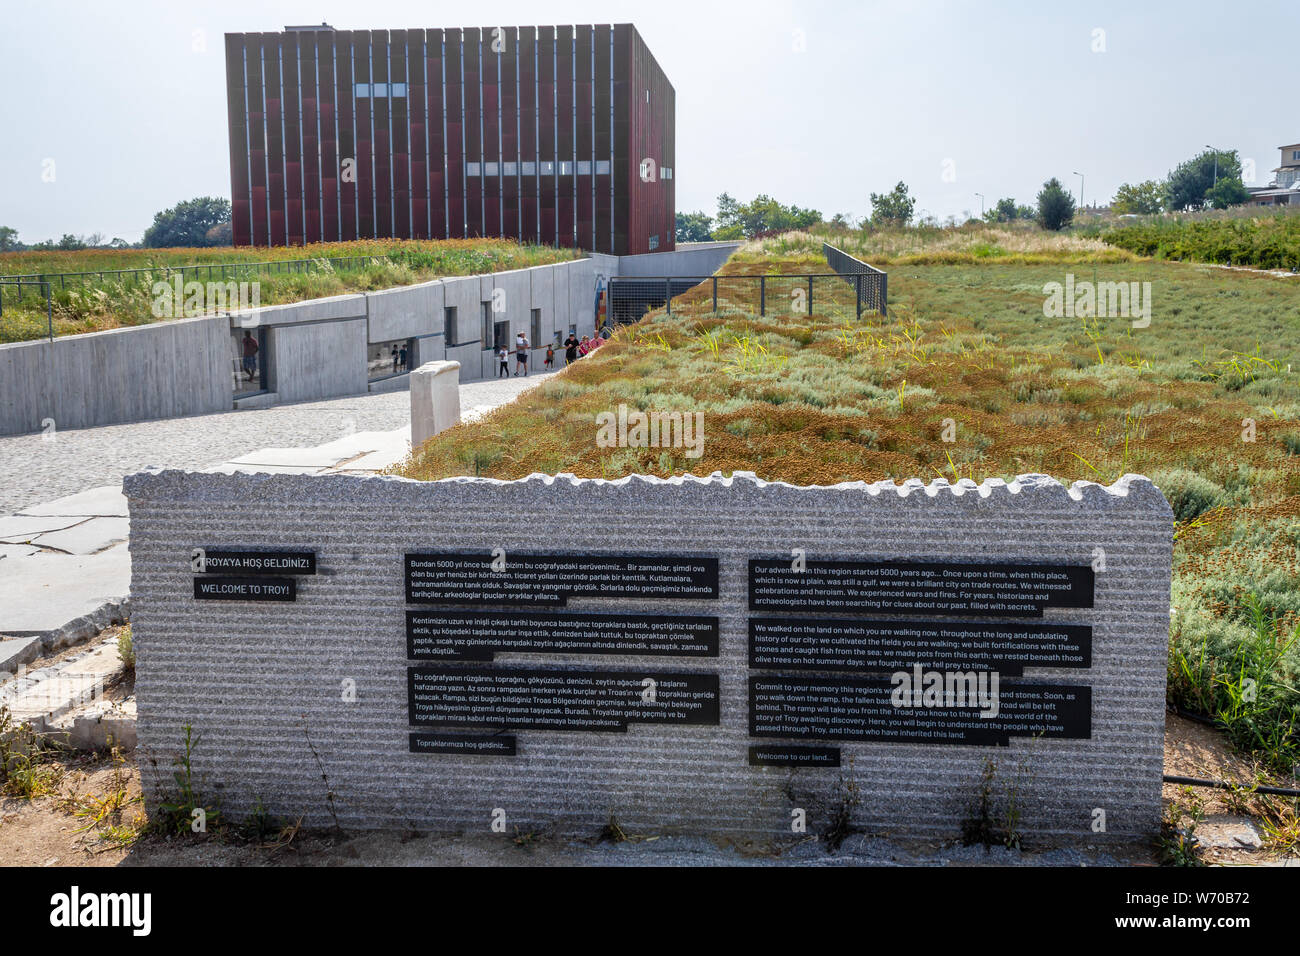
[444,28,465,237]
[318,32,338,242]
[126,471,1170,839]
[245,36,269,245]
[481,26,501,238]
[499,27,519,241]
[299,36,322,243]
[611,25,632,255]
[537,26,557,247]
[391,29,411,239]
[464,28,483,238]
[371,31,393,239]
[283,35,304,245]
[519,27,539,243]
[407,30,427,239]
[226,35,252,246]
[336,32,358,240]
[426,29,447,239]
[556,25,575,249]
[622,24,675,255]
[263,35,287,246]
[593,25,613,254]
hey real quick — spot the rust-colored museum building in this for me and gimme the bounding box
[224,24,675,255]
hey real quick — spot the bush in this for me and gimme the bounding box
[1153,468,1226,523]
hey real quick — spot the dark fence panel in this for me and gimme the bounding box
[823,241,888,316]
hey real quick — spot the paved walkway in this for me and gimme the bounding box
[0,374,549,515]
[0,372,552,661]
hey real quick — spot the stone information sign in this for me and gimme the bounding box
[126,470,1172,842]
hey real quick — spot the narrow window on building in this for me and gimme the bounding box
[481,302,493,349]
[521,161,536,175]
[559,161,573,175]
[595,160,611,175]
[503,162,518,176]
[531,308,542,350]
[445,305,458,344]
[541,161,555,175]
[372,82,389,97]
[355,83,371,97]
[484,162,499,176]
[577,161,591,175]
[466,162,481,177]
[648,235,660,250]
[390,83,406,97]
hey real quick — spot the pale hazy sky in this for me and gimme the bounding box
[1,0,1292,244]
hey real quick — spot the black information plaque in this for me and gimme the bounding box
[748,745,842,768]
[749,618,1091,675]
[194,549,316,575]
[749,675,1091,746]
[408,667,721,732]
[405,553,719,606]
[409,733,517,756]
[193,576,296,602]
[407,610,719,660]
[749,560,1093,617]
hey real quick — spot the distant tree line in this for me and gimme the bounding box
[1111,149,1251,215]
[1,196,234,254]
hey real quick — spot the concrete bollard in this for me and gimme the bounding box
[410,360,461,448]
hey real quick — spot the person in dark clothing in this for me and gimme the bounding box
[564,333,579,366]
[241,331,259,381]
[399,345,408,371]
[498,345,510,377]
[391,344,399,372]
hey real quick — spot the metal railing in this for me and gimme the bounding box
[823,241,888,316]
[0,253,404,309]
[608,270,887,326]
[0,278,53,340]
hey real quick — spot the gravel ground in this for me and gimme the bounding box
[0,374,551,515]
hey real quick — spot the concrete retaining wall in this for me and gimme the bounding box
[0,315,230,436]
[0,247,734,437]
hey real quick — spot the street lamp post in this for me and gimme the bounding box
[1073,171,1085,212]
[1205,144,1221,187]
[975,192,985,217]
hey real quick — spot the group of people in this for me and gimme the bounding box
[498,329,606,377]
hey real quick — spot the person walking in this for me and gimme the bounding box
[497,344,510,378]
[398,344,408,371]
[391,344,399,373]
[515,332,529,376]
[544,344,555,370]
[564,331,579,366]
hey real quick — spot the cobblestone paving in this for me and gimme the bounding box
[0,374,552,515]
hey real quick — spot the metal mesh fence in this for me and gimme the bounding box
[608,271,880,327]
[823,241,888,316]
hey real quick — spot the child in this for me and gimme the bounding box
[544,344,555,369]
[498,345,510,378]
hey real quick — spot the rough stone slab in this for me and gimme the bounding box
[0,544,130,640]
[30,516,130,555]
[410,360,461,447]
[125,469,1172,841]
[18,485,128,518]
[0,636,43,673]
[0,515,86,541]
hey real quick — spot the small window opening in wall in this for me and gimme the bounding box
[444,305,458,343]
[648,234,660,250]
[481,302,493,349]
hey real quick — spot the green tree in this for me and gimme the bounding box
[1205,176,1250,209]
[713,192,822,238]
[982,197,1021,223]
[675,211,714,243]
[0,226,20,251]
[1166,150,1244,211]
[1111,180,1166,215]
[869,181,915,227]
[1036,178,1076,231]
[143,196,233,248]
